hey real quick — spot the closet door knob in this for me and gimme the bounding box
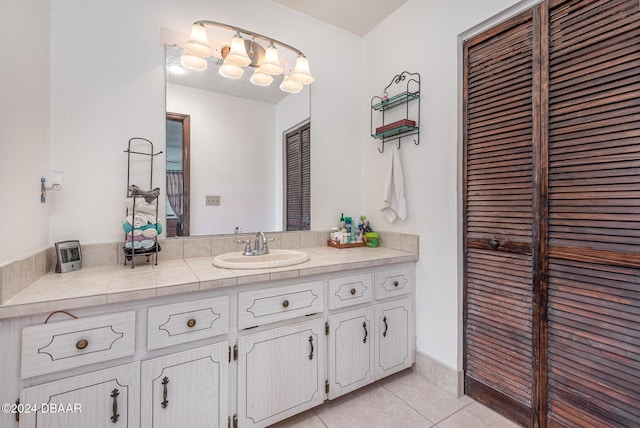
[490,239,500,249]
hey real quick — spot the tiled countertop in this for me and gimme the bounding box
[0,246,418,320]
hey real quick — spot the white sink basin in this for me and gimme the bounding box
[212,249,309,269]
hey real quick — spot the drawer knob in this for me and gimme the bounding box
[76,339,89,350]
[282,300,290,308]
[350,288,356,295]
[393,281,399,287]
[187,319,196,328]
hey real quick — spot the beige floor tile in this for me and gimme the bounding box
[270,409,327,428]
[437,402,522,428]
[382,370,473,424]
[314,383,433,428]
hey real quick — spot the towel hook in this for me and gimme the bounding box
[378,140,402,154]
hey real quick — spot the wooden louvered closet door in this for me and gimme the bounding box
[463,9,540,427]
[546,0,640,426]
[464,0,640,427]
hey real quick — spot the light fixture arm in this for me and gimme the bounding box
[194,20,306,57]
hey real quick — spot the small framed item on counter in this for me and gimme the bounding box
[55,240,82,273]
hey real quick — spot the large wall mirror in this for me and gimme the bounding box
[165,40,310,237]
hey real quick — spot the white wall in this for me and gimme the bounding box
[0,0,51,265]
[47,0,363,245]
[167,83,276,235]
[361,0,523,370]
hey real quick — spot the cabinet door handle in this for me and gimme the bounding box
[363,322,368,343]
[383,316,388,337]
[282,300,289,308]
[161,376,169,409]
[110,388,120,423]
[308,335,314,360]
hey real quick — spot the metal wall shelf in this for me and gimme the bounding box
[370,71,421,153]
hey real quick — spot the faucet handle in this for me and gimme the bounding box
[237,239,252,255]
[262,237,275,254]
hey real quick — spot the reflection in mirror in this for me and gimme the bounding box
[166,112,190,237]
[165,42,310,236]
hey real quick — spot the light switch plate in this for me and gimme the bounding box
[206,195,220,206]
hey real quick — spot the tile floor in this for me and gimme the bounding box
[271,369,522,428]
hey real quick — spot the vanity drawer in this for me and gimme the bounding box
[147,296,229,350]
[374,268,412,300]
[238,281,324,329]
[21,311,136,379]
[328,273,373,310]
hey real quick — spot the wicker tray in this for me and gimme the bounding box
[327,240,367,249]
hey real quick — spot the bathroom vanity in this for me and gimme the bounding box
[0,241,417,428]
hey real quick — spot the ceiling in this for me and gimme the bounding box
[271,0,408,37]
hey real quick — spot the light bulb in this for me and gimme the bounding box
[289,55,314,85]
[181,53,207,71]
[250,69,274,86]
[223,33,252,67]
[259,43,284,75]
[218,63,244,79]
[280,76,303,93]
[184,24,213,57]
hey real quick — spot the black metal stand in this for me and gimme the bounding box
[123,138,163,268]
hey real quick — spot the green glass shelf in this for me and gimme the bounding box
[372,91,420,111]
[372,125,419,139]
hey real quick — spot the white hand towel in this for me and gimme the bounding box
[381,145,407,222]
[125,215,149,228]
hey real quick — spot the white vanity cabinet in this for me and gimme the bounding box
[6,258,416,428]
[327,307,375,399]
[326,267,414,399]
[237,318,325,428]
[19,361,140,427]
[375,298,413,379]
[141,343,228,428]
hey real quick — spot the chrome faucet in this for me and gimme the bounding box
[237,231,273,256]
[254,231,273,255]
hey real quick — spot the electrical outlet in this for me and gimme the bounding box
[206,195,220,206]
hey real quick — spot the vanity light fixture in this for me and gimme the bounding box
[181,20,314,92]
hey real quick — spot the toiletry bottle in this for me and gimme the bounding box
[350,221,356,243]
[345,217,353,242]
[339,213,345,231]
